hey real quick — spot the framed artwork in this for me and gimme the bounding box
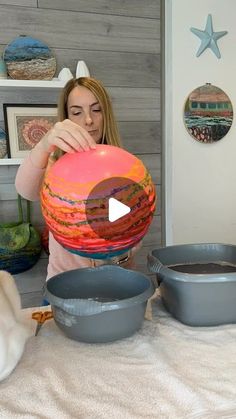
[3,103,57,158]
[183,83,233,143]
[0,127,7,159]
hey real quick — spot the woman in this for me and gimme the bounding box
[15,77,139,280]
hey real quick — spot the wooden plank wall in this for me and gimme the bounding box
[0,0,161,307]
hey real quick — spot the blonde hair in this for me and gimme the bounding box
[57,77,122,147]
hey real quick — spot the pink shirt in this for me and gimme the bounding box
[15,153,136,280]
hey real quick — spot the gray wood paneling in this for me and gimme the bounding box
[141,154,161,184]
[0,183,17,200]
[155,185,161,216]
[143,215,161,246]
[119,122,161,154]
[38,0,160,19]
[0,89,59,121]
[110,87,160,122]
[0,6,160,54]
[0,165,18,184]
[0,0,36,5]
[0,1,161,306]
[52,48,160,88]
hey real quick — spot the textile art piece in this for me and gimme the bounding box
[3,35,56,80]
[183,83,233,143]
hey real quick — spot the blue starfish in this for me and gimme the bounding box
[190,14,227,58]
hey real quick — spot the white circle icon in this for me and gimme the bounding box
[108,198,131,222]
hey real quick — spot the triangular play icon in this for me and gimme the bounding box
[108,197,131,222]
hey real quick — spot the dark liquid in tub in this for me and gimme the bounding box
[168,262,236,274]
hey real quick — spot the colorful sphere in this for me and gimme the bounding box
[41,145,156,259]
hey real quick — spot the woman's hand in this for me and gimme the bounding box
[29,119,97,170]
[39,119,97,154]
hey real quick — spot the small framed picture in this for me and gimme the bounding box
[3,103,57,158]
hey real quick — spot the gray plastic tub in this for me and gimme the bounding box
[148,243,236,326]
[45,265,155,343]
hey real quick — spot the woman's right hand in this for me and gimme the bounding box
[38,119,97,154]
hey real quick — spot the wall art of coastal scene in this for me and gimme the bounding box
[3,35,56,80]
[184,84,233,143]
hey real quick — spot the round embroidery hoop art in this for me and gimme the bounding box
[3,35,56,80]
[183,83,233,143]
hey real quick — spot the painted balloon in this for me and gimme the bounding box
[41,145,156,259]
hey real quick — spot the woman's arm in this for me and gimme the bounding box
[15,150,48,201]
[15,119,96,201]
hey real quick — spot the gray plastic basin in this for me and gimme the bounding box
[45,265,155,343]
[148,243,236,326]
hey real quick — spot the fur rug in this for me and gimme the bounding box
[0,270,31,381]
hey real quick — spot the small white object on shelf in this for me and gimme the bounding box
[58,67,73,82]
[76,61,90,78]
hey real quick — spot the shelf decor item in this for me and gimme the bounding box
[183,83,233,143]
[3,35,56,80]
[190,14,228,58]
[76,60,90,78]
[58,67,73,82]
[0,194,42,274]
[0,127,7,158]
[3,103,57,158]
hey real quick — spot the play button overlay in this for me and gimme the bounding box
[108,198,130,222]
[85,176,150,240]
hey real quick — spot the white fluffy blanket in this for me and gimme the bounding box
[1,293,236,419]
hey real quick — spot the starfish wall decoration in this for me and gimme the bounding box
[190,14,228,58]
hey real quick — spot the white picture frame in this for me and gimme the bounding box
[3,103,57,158]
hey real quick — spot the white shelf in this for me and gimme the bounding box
[0,78,66,89]
[0,158,23,165]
